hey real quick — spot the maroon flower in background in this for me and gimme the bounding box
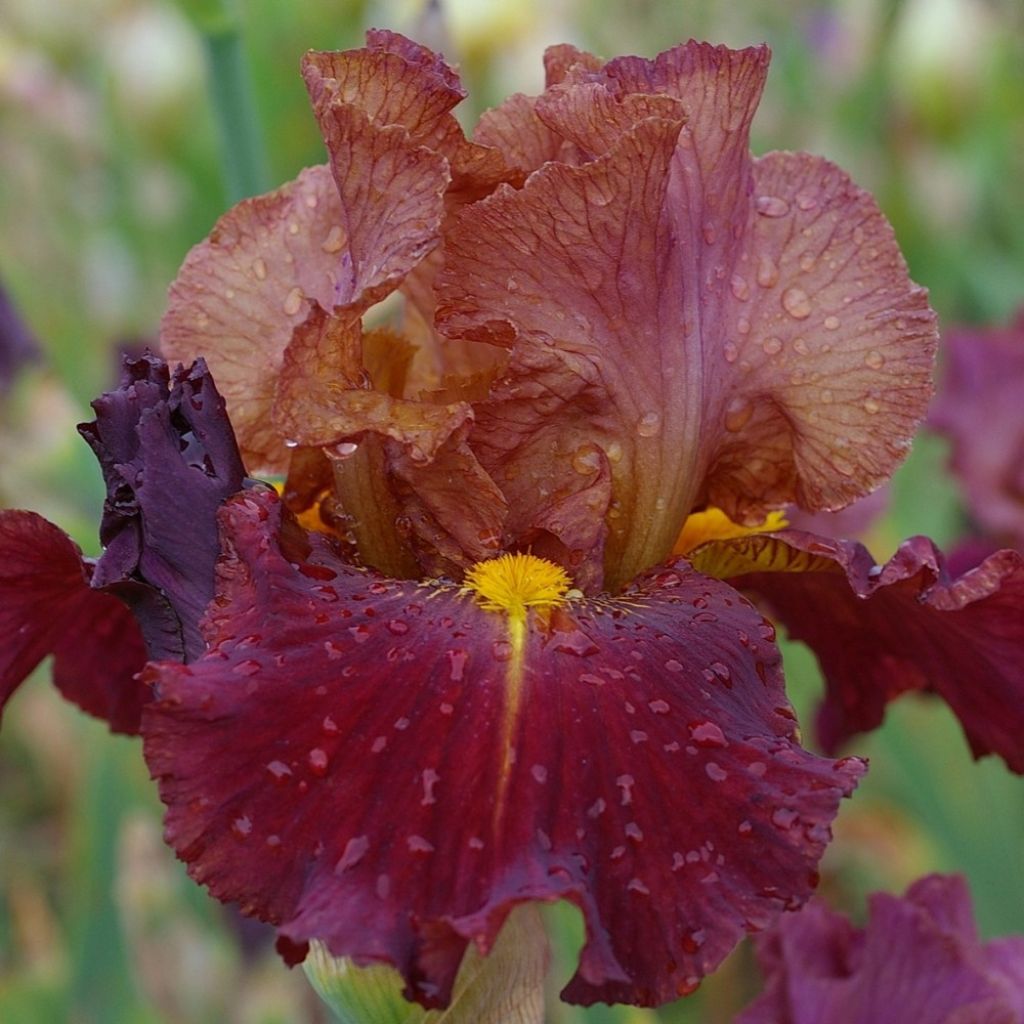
[738,874,1024,1023]
[930,307,1024,549]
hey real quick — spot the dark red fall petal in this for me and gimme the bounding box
[692,530,1024,771]
[929,308,1024,545]
[738,875,1024,1024]
[143,490,863,1009]
[0,510,148,733]
[79,353,247,661]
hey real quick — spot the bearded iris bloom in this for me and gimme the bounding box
[3,29,1024,1013]
[738,875,1024,1023]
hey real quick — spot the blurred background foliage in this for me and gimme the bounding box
[0,0,1022,1021]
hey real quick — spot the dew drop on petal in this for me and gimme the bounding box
[781,287,812,319]
[762,336,783,356]
[756,254,779,288]
[637,411,662,437]
[705,762,728,782]
[334,835,369,873]
[572,445,602,475]
[864,397,881,414]
[723,341,739,364]
[689,721,727,748]
[321,225,347,253]
[864,349,886,369]
[756,195,790,217]
[823,315,840,330]
[730,275,749,301]
[283,287,305,316]
[334,441,358,458]
[231,816,253,840]
[724,396,753,433]
[308,748,329,776]
[252,257,268,280]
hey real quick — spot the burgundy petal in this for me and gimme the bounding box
[929,308,1024,545]
[739,874,1024,1024]
[79,353,247,660]
[143,490,862,1008]
[0,510,148,733]
[691,530,1024,771]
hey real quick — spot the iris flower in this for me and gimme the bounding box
[738,875,1024,1023]
[3,30,1024,1012]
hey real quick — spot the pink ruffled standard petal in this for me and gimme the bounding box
[142,490,863,1008]
[438,42,936,589]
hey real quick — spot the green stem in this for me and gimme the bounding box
[182,0,271,203]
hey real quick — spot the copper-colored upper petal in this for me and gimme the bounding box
[438,41,936,589]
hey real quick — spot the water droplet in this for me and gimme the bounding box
[628,877,651,895]
[864,349,886,369]
[756,195,790,217]
[531,764,548,784]
[756,255,779,288]
[587,797,607,818]
[335,835,369,872]
[394,717,411,731]
[681,929,706,953]
[287,220,300,235]
[702,223,716,245]
[334,441,358,458]
[283,286,304,316]
[795,190,819,211]
[781,287,812,319]
[705,762,728,782]
[371,735,387,753]
[863,396,880,414]
[723,341,739,363]
[762,336,783,356]
[448,649,468,682]
[665,658,684,673]
[724,396,753,433]
[421,768,440,805]
[820,388,833,404]
[231,816,253,840]
[689,721,727,748]
[730,275,749,301]
[252,257,268,280]
[308,748,329,776]
[852,225,865,245]
[605,441,624,464]
[386,618,409,635]
[637,411,662,437]
[321,225,346,253]
[648,699,670,715]
[823,315,840,330]
[572,444,602,475]
[630,730,649,745]
[772,807,799,830]
[232,660,260,677]
[738,820,753,837]
[407,835,434,853]
[736,316,751,335]
[266,760,292,784]
[616,774,635,805]
[492,639,513,661]
[349,624,370,644]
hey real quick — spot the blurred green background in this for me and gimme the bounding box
[1,0,1022,1021]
